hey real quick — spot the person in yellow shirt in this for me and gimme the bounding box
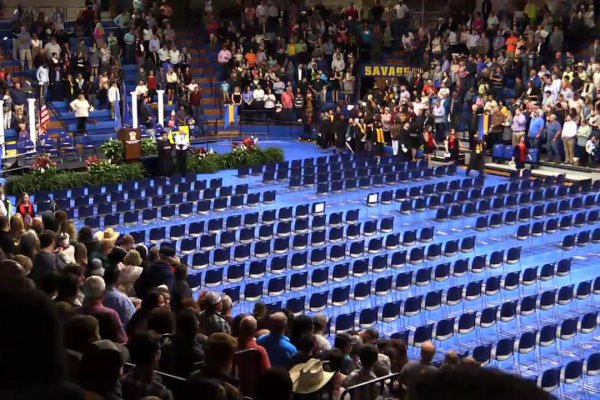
[524,2,538,23]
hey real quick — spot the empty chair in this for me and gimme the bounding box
[213,248,230,266]
[254,241,271,259]
[192,252,210,270]
[562,234,576,251]
[494,336,515,362]
[290,251,308,270]
[426,243,442,261]
[189,221,205,237]
[310,247,327,266]
[149,227,165,244]
[443,240,459,257]
[409,247,425,265]
[401,295,423,317]
[402,230,417,247]
[577,230,590,246]
[331,286,350,308]
[460,235,476,253]
[412,323,434,348]
[199,234,216,251]
[248,260,266,278]
[270,256,288,275]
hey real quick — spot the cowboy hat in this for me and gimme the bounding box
[95,227,120,242]
[289,359,334,394]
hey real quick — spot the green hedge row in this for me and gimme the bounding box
[6,163,145,195]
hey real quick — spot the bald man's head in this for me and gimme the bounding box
[240,315,258,337]
[269,312,288,335]
[421,341,436,363]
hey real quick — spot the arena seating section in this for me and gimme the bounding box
[27,145,600,396]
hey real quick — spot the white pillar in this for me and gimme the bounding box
[0,100,4,158]
[157,89,165,127]
[130,92,138,128]
[27,98,37,144]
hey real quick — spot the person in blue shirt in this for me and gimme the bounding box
[545,113,562,162]
[102,266,136,327]
[528,109,545,150]
[257,312,297,369]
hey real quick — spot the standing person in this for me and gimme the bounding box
[512,135,529,175]
[444,129,460,164]
[172,127,189,174]
[576,117,592,166]
[107,82,120,119]
[0,186,11,217]
[562,114,578,164]
[36,64,49,99]
[511,107,527,146]
[157,129,174,176]
[70,94,90,135]
[432,99,447,142]
[391,121,401,156]
[16,193,35,225]
[422,126,437,165]
[466,138,485,177]
[545,113,562,162]
[16,26,32,70]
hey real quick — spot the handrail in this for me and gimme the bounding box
[124,362,187,382]
[339,372,399,400]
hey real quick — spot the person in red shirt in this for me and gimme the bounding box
[444,129,460,164]
[423,126,438,165]
[17,193,35,225]
[512,135,529,175]
[207,17,220,51]
[147,70,157,100]
[237,316,271,397]
[189,86,204,134]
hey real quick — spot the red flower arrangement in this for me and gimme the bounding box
[32,154,57,173]
[233,136,259,150]
[85,155,104,168]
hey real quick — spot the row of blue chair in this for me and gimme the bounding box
[34,175,222,201]
[436,199,600,225]
[41,184,257,215]
[82,193,279,230]
[240,154,430,178]
[128,206,358,246]
[145,217,391,256]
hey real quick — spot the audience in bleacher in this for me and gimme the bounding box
[203,0,600,168]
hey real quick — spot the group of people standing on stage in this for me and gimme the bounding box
[156,125,190,176]
[315,99,488,177]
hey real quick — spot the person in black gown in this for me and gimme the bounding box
[157,129,174,176]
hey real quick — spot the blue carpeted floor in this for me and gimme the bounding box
[51,139,600,398]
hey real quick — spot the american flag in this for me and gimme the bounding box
[40,102,49,133]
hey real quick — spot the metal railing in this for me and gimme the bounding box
[339,373,400,400]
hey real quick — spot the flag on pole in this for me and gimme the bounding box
[224,104,238,129]
[114,92,123,130]
[40,102,49,133]
[122,83,131,126]
[478,113,489,140]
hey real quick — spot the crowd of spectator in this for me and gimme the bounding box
[0,202,554,400]
[212,0,600,169]
[11,0,202,140]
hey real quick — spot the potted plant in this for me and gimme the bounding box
[100,139,125,162]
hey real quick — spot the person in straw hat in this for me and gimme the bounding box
[289,358,334,398]
[95,227,120,242]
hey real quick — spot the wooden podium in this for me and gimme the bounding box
[118,128,142,160]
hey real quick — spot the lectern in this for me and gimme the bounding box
[118,128,142,160]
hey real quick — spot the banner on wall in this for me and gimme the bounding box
[362,66,424,77]
[224,104,239,129]
[478,113,490,139]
